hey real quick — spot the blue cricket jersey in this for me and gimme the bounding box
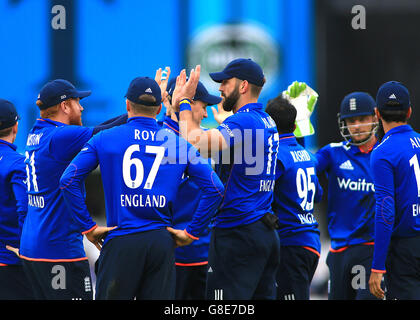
[60,116,224,247]
[0,140,27,265]
[214,103,279,228]
[273,134,322,254]
[316,141,376,250]
[370,125,420,272]
[162,116,212,265]
[20,118,96,261]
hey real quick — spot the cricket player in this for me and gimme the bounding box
[0,99,34,299]
[265,95,322,300]
[163,79,222,300]
[18,79,125,300]
[172,58,280,300]
[369,81,420,300]
[316,92,380,299]
[60,76,224,300]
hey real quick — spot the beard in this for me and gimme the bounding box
[69,113,83,126]
[222,87,240,112]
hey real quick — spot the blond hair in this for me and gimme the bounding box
[37,100,60,118]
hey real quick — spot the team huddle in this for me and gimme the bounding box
[0,58,419,300]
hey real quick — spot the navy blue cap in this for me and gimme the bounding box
[37,79,91,110]
[0,99,20,130]
[376,81,410,110]
[339,92,376,119]
[194,81,222,105]
[125,77,162,106]
[167,79,222,106]
[166,78,177,97]
[209,58,265,87]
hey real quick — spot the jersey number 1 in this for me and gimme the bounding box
[25,151,38,192]
[409,154,420,197]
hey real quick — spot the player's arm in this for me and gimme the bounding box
[314,145,332,174]
[4,158,27,257]
[51,114,128,163]
[10,158,28,231]
[167,146,224,247]
[179,110,228,158]
[314,175,324,203]
[368,153,395,299]
[92,113,127,134]
[310,153,324,203]
[59,136,116,250]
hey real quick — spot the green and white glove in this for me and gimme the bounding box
[282,81,318,138]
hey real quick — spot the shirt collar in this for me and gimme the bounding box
[278,133,296,142]
[382,124,412,141]
[37,118,67,127]
[236,102,263,114]
[127,116,160,128]
[345,138,379,155]
[162,116,180,134]
[0,139,17,151]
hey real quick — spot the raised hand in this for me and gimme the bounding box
[155,66,171,104]
[172,65,201,111]
[171,69,187,112]
[282,81,319,138]
[211,98,233,124]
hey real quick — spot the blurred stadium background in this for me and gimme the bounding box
[1,0,420,299]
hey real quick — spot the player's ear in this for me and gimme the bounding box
[239,80,248,94]
[13,121,18,135]
[126,99,131,113]
[374,107,381,120]
[407,107,412,120]
[60,100,69,114]
[156,103,162,116]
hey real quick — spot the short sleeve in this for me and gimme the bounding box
[217,116,243,148]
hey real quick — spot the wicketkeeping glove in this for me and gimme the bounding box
[282,81,318,138]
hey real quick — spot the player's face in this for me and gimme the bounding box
[191,100,208,125]
[345,115,376,143]
[67,98,84,126]
[219,78,240,112]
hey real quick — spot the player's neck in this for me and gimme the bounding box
[0,134,15,144]
[359,135,377,153]
[127,111,156,120]
[44,114,71,125]
[382,121,407,134]
[233,96,259,113]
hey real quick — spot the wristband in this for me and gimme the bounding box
[180,99,192,112]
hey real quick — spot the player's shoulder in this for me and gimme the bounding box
[54,124,93,140]
[372,135,392,155]
[0,143,24,160]
[3,150,26,173]
[328,141,348,149]
[278,142,313,165]
[155,125,181,142]
[318,141,349,153]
